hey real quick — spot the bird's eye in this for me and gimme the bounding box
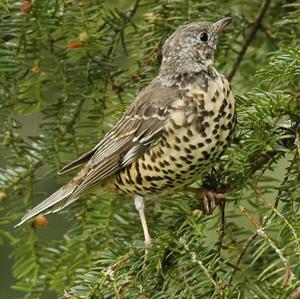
[199,32,209,42]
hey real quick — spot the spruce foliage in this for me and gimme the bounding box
[0,0,299,298]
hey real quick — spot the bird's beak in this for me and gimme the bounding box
[213,17,232,33]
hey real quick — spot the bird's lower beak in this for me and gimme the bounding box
[213,17,232,33]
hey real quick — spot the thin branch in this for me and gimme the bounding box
[180,238,219,289]
[214,201,226,286]
[227,0,272,81]
[249,150,277,173]
[295,130,300,157]
[125,0,141,18]
[249,182,300,249]
[290,288,300,299]
[106,0,141,57]
[228,155,297,285]
[217,201,226,253]
[259,24,278,49]
[229,231,257,285]
[239,206,292,274]
[3,160,43,192]
[63,98,85,134]
[4,97,86,195]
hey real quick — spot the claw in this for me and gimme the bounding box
[203,195,210,214]
[184,187,227,214]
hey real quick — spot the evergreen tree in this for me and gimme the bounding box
[0,0,299,298]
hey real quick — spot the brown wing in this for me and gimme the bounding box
[66,79,182,197]
[15,79,182,227]
[58,147,97,174]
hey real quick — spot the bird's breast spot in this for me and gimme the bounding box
[171,99,185,109]
[171,110,185,126]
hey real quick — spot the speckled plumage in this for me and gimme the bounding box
[16,17,235,228]
[113,71,235,196]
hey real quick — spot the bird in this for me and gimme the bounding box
[15,17,235,245]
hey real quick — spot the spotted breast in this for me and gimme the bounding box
[112,69,235,196]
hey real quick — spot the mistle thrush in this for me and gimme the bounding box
[16,17,235,245]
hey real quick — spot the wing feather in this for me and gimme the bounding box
[58,147,97,174]
[14,183,76,227]
[69,80,181,196]
[15,79,182,226]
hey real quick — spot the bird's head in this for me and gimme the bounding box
[159,17,231,82]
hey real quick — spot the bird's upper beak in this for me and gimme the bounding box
[213,17,232,33]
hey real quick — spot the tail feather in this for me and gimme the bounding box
[50,196,79,213]
[14,183,76,227]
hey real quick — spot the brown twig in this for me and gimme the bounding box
[125,0,141,18]
[259,24,278,49]
[228,156,297,285]
[214,201,226,286]
[106,0,141,57]
[180,237,219,289]
[229,232,257,285]
[227,0,272,81]
[8,95,86,196]
[290,288,300,299]
[63,98,85,134]
[112,253,132,271]
[239,206,292,277]
[282,263,292,288]
[250,150,277,173]
[295,131,300,157]
[233,205,295,287]
[249,182,300,248]
[218,201,226,253]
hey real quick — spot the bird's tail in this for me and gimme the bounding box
[14,182,77,227]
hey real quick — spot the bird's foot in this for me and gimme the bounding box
[185,187,227,215]
[145,237,153,247]
[143,238,154,263]
[198,189,226,214]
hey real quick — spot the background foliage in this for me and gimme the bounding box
[0,0,300,298]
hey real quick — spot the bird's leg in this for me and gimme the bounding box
[184,187,227,215]
[134,195,153,246]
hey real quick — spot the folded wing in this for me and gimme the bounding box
[15,79,181,226]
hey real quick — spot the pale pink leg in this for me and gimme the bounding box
[135,195,153,246]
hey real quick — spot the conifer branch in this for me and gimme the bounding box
[239,205,294,281]
[1,1,299,298]
[125,0,141,18]
[228,155,299,285]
